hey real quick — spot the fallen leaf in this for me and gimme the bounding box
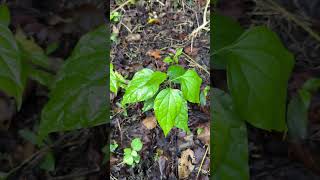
[197,123,210,145]
[142,116,157,130]
[178,148,195,179]
[146,49,162,59]
[184,46,199,56]
[148,18,160,24]
[126,33,141,42]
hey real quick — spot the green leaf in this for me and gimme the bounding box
[221,26,294,131]
[133,154,140,163]
[131,138,143,151]
[38,26,108,139]
[45,42,59,55]
[212,14,244,69]
[0,23,25,109]
[200,86,210,106]
[142,98,154,112]
[154,88,188,136]
[167,65,185,83]
[110,63,118,93]
[287,95,308,141]
[287,78,320,141]
[174,96,189,133]
[0,4,10,26]
[40,151,55,172]
[123,154,134,165]
[15,28,50,70]
[212,89,249,180]
[176,69,202,103]
[124,148,132,155]
[110,142,118,153]
[163,56,173,64]
[173,48,183,63]
[122,69,167,105]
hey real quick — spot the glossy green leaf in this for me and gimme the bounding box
[154,88,188,136]
[131,138,143,151]
[0,4,10,26]
[38,26,108,138]
[212,89,249,180]
[221,26,294,131]
[122,69,167,105]
[124,154,134,165]
[176,69,202,103]
[167,65,185,83]
[0,23,25,109]
[212,14,244,69]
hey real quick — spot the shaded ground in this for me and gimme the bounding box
[110,0,210,179]
[215,0,320,179]
[0,0,107,179]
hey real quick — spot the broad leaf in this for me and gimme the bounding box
[167,65,185,83]
[212,89,249,180]
[221,26,294,131]
[0,4,10,26]
[122,69,167,104]
[177,69,202,103]
[131,138,143,151]
[154,88,188,136]
[212,14,244,69]
[0,23,25,109]
[39,26,108,138]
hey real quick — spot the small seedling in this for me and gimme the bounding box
[163,48,183,64]
[110,11,121,23]
[123,138,143,166]
[110,141,119,153]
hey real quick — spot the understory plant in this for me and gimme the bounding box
[112,52,203,136]
[212,13,295,179]
[123,138,143,166]
[0,4,107,178]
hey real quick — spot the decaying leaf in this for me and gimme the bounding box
[142,116,157,130]
[178,148,195,179]
[197,122,210,145]
[126,33,141,42]
[146,49,162,59]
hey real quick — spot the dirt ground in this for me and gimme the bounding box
[0,0,107,179]
[110,0,210,179]
[215,0,320,179]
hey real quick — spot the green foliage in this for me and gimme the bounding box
[212,89,249,180]
[121,69,167,105]
[0,4,10,26]
[213,14,294,179]
[200,86,210,106]
[110,63,126,94]
[110,12,121,23]
[287,78,320,141]
[163,48,183,64]
[123,138,143,166]
[119,62,203,136]
[38,26,108,139]
[110,141,119,152]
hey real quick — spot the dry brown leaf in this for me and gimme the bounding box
[142,116,157,130]
[146,49,162,59]
[126,33,141,42]
[197,123,210,145]
[184,46,199,56]
[178,148,195,179]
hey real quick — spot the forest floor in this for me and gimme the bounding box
[215,0,320,179]
[110,0,210,179]
[0,0,107,179]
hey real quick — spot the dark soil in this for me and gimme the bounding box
[0,0,107,179]
[110,0,210,179]
[215,0,320,179]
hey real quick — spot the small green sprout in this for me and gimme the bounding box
[123,138,143,166]
[163,48,184,64]
[110,141,119,153]
[110,11,121,23]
